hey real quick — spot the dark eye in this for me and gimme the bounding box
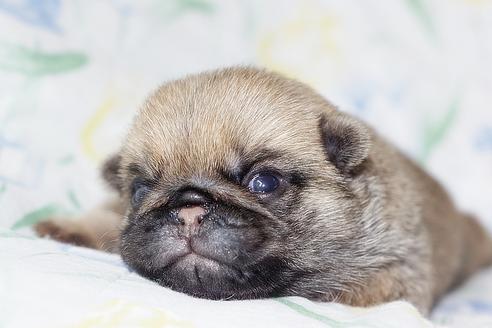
[248,172,280,193]
[131,181,151,205]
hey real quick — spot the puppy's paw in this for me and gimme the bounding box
[34,220,94,248]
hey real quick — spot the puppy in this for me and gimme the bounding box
[35,67,492,314]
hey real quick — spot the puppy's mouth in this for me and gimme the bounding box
[143,252,293,301]
[165,252,247,288]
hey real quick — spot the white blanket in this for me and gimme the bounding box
[2,230,492,327]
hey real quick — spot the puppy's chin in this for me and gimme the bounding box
[126,251,292,300]
[119,205,296,300]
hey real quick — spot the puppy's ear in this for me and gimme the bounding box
[319,113,371,173]
[101,153,123,192]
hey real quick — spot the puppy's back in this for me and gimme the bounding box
[377,134,492,305]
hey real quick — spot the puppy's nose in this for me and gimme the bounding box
[173,189,210,236]
[173,189,210,208]
[178,206,206,228]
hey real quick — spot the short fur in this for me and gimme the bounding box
[35,67,492,314]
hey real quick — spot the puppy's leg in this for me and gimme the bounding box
[336,265,433,315]
[34,198,125,253]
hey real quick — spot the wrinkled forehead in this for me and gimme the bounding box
[122,70,325,177]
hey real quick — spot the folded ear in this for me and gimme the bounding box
[101,153,123,192]
[319,112,371,174]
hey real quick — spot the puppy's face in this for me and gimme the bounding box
[110,68,382,300]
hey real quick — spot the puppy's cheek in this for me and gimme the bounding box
[120,220,187,272]
[192,225,266,264]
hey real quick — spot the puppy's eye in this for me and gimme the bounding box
[131,181,151,205]
[248,172,280,194]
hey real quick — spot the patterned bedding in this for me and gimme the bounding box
[1,1,492,327]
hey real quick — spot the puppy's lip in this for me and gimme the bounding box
[169,251,230,271]
[166,251,246,280]
[182,253,220,267]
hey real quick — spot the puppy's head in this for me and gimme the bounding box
[107,68,385,300]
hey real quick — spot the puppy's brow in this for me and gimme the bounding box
[127,163,146,176]
[223,148,283,183]
[242,148,282,173]
[126,162,161,182]
[220,168,242,184]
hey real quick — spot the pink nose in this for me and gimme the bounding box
[177,206,206,236]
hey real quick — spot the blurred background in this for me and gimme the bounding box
[1,0,491,233]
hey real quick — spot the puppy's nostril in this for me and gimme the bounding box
[171,188,211,235]
[178,206,206,227]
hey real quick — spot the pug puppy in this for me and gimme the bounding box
[35,67,492,314]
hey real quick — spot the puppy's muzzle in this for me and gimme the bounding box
[175,189,209,237]
[121,184,270,298]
